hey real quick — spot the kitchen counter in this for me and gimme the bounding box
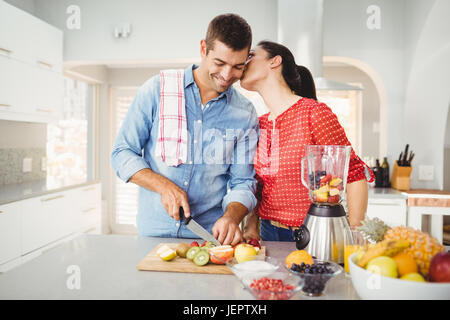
[368,187,407,200]
[0,234,360,300]
[0,179,100,205]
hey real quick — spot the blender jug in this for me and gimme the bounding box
[301,145,352,205]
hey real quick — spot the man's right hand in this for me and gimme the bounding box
[129,168,190,220]
[159,179,190,221]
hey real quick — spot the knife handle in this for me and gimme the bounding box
[179,207,191,224]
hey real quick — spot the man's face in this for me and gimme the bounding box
[200,39,249,93]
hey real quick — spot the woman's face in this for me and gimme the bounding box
[240,46,271,91]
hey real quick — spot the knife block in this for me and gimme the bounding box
[391,161,412,191]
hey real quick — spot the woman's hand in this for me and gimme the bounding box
[242,209,260,242]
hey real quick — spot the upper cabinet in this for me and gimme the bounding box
[0,1,63,123]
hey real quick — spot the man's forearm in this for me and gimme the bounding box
[346,179,369,227]
[128,168,171,195]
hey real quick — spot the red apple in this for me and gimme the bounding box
[429,251,450,283]
[247,238,261,249]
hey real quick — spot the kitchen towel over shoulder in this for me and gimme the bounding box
[155,69,188,166]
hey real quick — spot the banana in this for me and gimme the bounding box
[357,239,410,268]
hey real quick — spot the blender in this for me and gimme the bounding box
[294,145,353,265]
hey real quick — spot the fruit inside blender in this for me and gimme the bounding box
[308,170,344,204]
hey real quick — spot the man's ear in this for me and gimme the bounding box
[200,39,207,58]
[270,55,283,69]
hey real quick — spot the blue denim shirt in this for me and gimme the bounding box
[111,64,259,238]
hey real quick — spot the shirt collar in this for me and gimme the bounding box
[185,64,232,104]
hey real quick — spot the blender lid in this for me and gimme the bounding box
[307,203,347,217]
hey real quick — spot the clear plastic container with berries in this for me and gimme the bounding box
[301,145,351,206]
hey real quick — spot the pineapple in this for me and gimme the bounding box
[357,217,390,243]
[384,226,445,276]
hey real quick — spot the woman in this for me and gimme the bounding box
[241,41,374,242]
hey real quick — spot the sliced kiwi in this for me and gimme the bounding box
[186,247,201,260]
[175,243,191,258]
[193,250,210,266]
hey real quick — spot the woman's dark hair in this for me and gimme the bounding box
[205,14,252,53]
[258,40,317,100]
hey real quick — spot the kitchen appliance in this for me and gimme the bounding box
[294,145,353,264]
[180,207,221,246]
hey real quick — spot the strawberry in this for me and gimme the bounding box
[320,174,332,185]
[190,241,199,247]
[328,195,340,203]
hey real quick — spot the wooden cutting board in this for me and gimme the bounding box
[137,243,266,275]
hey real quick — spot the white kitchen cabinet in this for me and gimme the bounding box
[1,182,101,271]
[0,202,21,265]
[0,1,63,123]
[73,184,102,233]
[366,198,407,228]
[0,1,33,63]
[20,197,50,255]
[31,66,64,119]
[0,55,16,111]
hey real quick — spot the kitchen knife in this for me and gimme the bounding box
[179,207,221,246]
[398,152,403,166]
[402,144,409,165]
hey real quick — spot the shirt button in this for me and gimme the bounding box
[176,222,180,227]
[189,161,193,164]
[184,181,188,186]
[197,120,202,124]
[194,140,197,144]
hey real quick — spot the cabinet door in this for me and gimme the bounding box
[78,184,102,232]
[20,197,50,255]
[366,200,407,228]
[0,55,15,110]
[0,1,33,64]
[0,202,21,265]
[29,17,63,72]
[41,192,72,242]
[31,66,63,119]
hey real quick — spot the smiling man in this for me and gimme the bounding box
[111,14,259,245]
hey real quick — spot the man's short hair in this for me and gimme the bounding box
[205,13,252,53]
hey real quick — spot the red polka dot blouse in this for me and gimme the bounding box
[254,97,375,227]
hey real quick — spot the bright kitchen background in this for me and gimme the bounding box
[0,0,449,243]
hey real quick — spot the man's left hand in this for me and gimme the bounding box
[212,215,243,246]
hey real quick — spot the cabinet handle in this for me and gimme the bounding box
[0,210,3,214]
[36,108,52,113]
[0,47,12,54]
[41,194,65,202]
[82,207,97,214]
[37,60,53,68]
[83,186,95,192]
[0,104,12,107]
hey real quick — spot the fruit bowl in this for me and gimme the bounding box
[348,253,450,300]
[225,256,303,300]
[288,260,343,296]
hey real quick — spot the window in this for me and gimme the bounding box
[317,88,362,154]
[111,87,139,232]
[46,77,96,188]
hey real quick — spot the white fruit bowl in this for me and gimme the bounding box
[348,253,450,300]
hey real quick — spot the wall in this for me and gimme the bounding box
[32,0,278,63]
[0,120,47,185]
[323,65,380,159]
[322,0,406,165]
[4,0,35,15]
[403,0,450,189]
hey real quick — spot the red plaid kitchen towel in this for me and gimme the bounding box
[156,69,188,166]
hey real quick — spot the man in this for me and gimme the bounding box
[111,14,259,245]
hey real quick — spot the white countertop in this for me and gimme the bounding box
[0,179,100,205]
[0,234,360,300]
[368,187,407,200]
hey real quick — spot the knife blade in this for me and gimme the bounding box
[179,207,221,246]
